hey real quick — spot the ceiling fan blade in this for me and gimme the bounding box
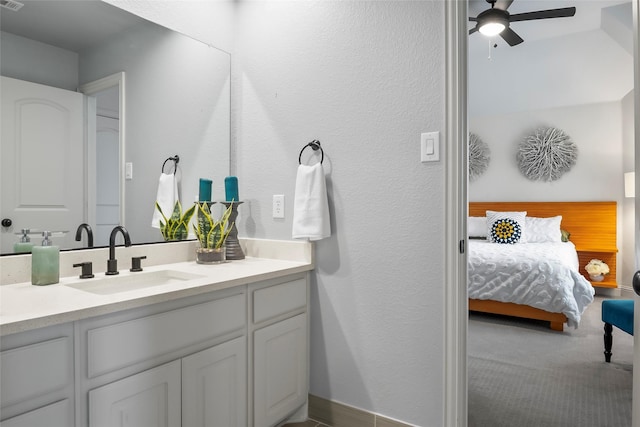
[500,27,524,46]
[509,7,576,22]
[494,0,514,11]
[469,26,478,35]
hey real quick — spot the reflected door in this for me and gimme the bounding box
[95,116,120,247]
[0,76,85,253]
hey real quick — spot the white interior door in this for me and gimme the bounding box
[95,116,120,247]
[0,76,85,253]
[79,72,125,246]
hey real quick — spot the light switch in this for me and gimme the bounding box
[421,132,440,162]
[125,162,133,180]
[426,139,434,155]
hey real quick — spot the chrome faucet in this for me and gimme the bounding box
[75,223,94,248]
[106,226,132,275]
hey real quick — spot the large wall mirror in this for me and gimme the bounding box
[0,0,230,254]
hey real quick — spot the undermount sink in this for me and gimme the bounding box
[66,270,205,295]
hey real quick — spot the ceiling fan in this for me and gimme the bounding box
[469,0,576,47]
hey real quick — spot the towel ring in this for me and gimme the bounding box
[298,140,324,165]
[162,155,180,174]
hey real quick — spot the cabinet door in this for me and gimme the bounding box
[182,337,247,427]
[88,360,181,427]
[253,313,307,427]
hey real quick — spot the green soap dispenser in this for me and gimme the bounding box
[14,229,34,254]
[32,231,60,286]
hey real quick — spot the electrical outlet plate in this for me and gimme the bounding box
[273,195,285,218]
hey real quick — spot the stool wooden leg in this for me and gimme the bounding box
[604,322,613,363]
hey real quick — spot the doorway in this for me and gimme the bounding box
[79,72,125,247]
[444,1,640,426]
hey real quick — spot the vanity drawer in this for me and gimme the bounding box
[252,277,307,324]
[1,399,71,427]
[86,293,245,378]
[0,337,72,408]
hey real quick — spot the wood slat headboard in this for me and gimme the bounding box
[468,201,617,251]
[469,201,618,287]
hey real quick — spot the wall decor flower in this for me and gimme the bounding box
[517,127,577,182]
[469,133,491,182]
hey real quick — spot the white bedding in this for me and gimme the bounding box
[468,240,595,328]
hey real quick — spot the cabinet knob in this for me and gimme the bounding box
[1,218,12,227]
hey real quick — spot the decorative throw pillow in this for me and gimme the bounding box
[468,216,487,239]
[561,229,571,242]
[526,216,562,243]
[486,211,526,244]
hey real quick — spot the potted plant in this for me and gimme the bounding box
[192,201,234,264]
[155,200,196,241]
[585,259,609,282]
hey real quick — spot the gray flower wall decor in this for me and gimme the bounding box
[517,127,577,182]
[468,133,491,182]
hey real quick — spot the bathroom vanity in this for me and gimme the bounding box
[0,239,313,427]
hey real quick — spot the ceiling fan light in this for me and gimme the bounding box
[479,22,505,36]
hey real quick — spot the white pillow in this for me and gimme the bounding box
[486,210,527,244]
[526,216,562,243]
[468,217,487,239]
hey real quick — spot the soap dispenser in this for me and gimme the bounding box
[14,229,34,254]
[31,231,60,286]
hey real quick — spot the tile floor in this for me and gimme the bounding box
[283,421,329,427]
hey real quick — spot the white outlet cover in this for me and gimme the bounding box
[273,194,285,218]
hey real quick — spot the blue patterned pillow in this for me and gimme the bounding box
[486,211,526,244]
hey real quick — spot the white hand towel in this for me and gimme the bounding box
[152,173,179,228]
[292,162,331,241]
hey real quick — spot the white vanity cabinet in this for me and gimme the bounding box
[88,338,248,427]
[0,324,75,427]
[250,275,309,427]
[79,287,247,427]
[0,270,310,427]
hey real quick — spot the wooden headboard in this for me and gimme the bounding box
[469,201,618,288]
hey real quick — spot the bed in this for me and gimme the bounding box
[468,201,617,331]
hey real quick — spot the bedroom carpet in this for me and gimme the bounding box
[468,295,633,427]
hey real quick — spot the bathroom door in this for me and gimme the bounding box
[0,76,85,253]
[95,115,120,247]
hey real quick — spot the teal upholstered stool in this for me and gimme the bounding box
[601,299,634,363]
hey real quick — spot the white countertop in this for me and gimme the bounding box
[0,239,313,336]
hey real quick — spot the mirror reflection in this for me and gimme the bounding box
[0,0,231,255]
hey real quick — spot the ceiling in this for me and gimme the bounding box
[468,0,625,44]
[468,0,634,116]
[2,0,632,116]
[0,0,145,52]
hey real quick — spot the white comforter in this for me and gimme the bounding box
[468,240,595,328]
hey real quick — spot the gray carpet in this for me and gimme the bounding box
[468,295,633,427]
